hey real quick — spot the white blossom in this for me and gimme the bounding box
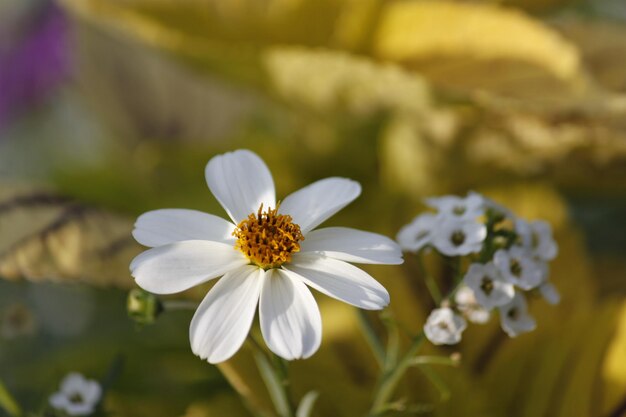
[431,218,486,256]
[463,262,515,309]
[131,149,402,363]
[49,373,101,416]
[424,307,467,345]
[472,192,515,221]
[425,193,485,221]
[396,213,438,252]
[454,285,490,324]
[499,293,536,337]
[539,281,560,305]
[493,247,544,290]
[515,219,558,261]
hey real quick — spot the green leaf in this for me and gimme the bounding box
[252,346,292,417]
[295,391,319,417]
[0,379,21,417]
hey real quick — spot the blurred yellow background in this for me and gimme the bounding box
[1,0,625,416]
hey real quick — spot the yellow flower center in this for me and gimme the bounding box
[233,204,304,269]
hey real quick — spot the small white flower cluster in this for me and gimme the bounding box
[397,192,559,346]
[397,193,486,257]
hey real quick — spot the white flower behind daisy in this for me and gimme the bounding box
[539,281,560,305]
[396,191,560,346]
[130,149,402,363]
[396,213,438,252]
[499,293,536,337]
[463,262,515,309]
[454,285,490,324]
[493,247,544,290]
[49,373,101,416]
[425,194,484,221]
[431,218,486,257]
[423,307,467,345]
[515,219,558,261]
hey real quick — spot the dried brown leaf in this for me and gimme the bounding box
[0,185,140,288]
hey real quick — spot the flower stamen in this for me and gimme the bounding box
[233,204,304,269]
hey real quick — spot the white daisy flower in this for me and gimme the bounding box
[515,219,558,261]
[49,373,102,416]
[454,285,490,324]
[396,213,438,252]
[499,293,536,337]
[130,149,402,363]
[539,281,560,305]
[463,262,515,309]
[425,193,484,221]
[431,218,486,256]
[423,307,467,345]
[493,247,544,290]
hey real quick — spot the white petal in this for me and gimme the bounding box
[467,307,491,324]
[205,149,276,223]
[499,293,536,337]
[299,227,403,265]
[286,254,389,310]
[133,209,236,247]
[396,213,438,252]
[463,262,514,309]
[279,178,361,233]
[260,269,322,360]
[49,393,70,410]
[82,381,102,404]
[539,282,560,305]
[130,240,248,294]
[190,265,264,363]
[432,218,486,256]
[424,307,467,345]
[61,373,86,393]
[66,402,95,416]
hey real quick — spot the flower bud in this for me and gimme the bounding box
[127,289,162,325]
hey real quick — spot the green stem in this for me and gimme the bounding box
[418,366,450,402]
[0,378,21,417]
[249,334,296,417]
[357,310,385,369]
[273,355,297,415]
[383,318,400,373]
[416,253,442,304]
[367,258,466,416]
[410,356,459,367]
[368,332,425,416]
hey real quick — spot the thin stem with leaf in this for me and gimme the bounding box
[366,253,466,416]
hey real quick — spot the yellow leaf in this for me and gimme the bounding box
[264,46,432,116]
[374,1,584,98]
[602,301,626,415]
[558,21,626,93]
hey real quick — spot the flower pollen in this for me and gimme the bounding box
[233,204,304,269]
[510,259,522,277]
[69,393,84,404]
[480,277,494,296]
[451,231,466,246]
